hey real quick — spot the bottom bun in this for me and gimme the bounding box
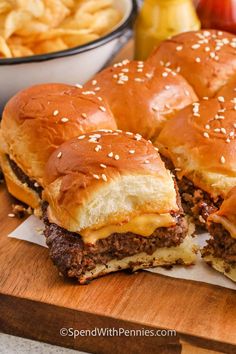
[0,153,41,211]
[203,254,236,283]
[72,235,197,284]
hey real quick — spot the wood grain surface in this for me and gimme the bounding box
[0,41,236,354]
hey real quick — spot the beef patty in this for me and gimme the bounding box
[43,210,188,282]
[202,223,236,268]
[7,155,43,197]
[161,155,223,228]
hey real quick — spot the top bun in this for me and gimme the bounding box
[0,83,116,185]
[147,30,236,98]
[156,97,236,199]
[84,60,197,140]
[44,130,179,233]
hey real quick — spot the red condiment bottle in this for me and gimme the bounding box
[196,0,236,34]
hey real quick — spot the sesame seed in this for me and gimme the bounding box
[126,132,133,135]
[100,164,107,169]
[75,83,83,88]
[114,154,120,160]
[122,68,129,73]
[57,152,62,158]
[81,113,87,118]
[134,134,142,141]
[203,132,209,138]
[195,57,201,63]
[165,85,170,90]
[108,152,113,158]
[214,128,221,132]
[95,145,101,152]
[145,73,152,79]
[34,182,40,187]
[134,78,143,82]
[117,80,125,85]
[93,174,100,180]
[226,138,231,143]
[78,135,85,140]
[99,106,106,112]
[192,44,200,49]
[162,72,168,77]
[95,87,101,91]
[137,69,143,72]
[152,106,158,112]
[97,96,103,101]
[205,47,210,52]
[218,96,225,102]
[53,110,59,116]
[144,160,150,164]
[202,96,209,100]
[8,213,15,218]
[230,131,234,137]
[102,174,107,182]
[113,74,118,79]
[176,45,183,51]
[154,147,159,152]
[129,150,135,154]
[92,80,97,86]
[61,117,69,123]
[220,156,226,164]
[205,124,210,130]
[210,52,216,59]
[234,123,236,128]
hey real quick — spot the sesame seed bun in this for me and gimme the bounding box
[147,30,236,98]
[84,60,197,140]
[0,83,116,209]
[156,97,236,199]
[43,130,179,233]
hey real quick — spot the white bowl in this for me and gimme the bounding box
[0,0,136,110]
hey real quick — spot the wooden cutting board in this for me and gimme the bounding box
[1,43,236,354]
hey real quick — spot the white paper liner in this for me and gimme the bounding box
[8,216,236,290]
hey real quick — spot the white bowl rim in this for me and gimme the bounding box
[0,0,136,66]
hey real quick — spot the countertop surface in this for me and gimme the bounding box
[0,333,87,354]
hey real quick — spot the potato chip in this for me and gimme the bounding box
[0,0,122,58]
[9,43,34,57]
[0,35,12,57]
[4,10,32,38]
[0,1,13,15]
[33,37,68,54]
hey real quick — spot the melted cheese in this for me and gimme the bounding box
[80,213,176,244]
[210,214,236,239]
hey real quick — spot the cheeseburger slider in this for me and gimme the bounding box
[147,30,236,98]
[202,187,236,282]
[156,97,236,228]
[84,60,197,140]
[0,83,116,211]
[43,130,196,283]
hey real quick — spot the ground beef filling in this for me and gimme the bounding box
[160,155,223,228]
[43,211,188,280]
[7,155,43,197]
[203,223,236,267]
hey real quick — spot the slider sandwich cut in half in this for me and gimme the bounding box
[43,130,196,284]
[202,187,236,282]
[156,97,236,229]
[147,29,236,98]
[0,83,116,212]
[84,60,197,140]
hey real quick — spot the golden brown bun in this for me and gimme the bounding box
[84,60,197,140]
[0,83,117,208]
[44,130,179,232]
[147,30,236,98]
[217,74,236,99]
[156,98,236,199]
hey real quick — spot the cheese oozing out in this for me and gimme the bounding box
[80,213,176,244]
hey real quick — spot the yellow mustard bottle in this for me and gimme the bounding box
[134,0,200,60]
